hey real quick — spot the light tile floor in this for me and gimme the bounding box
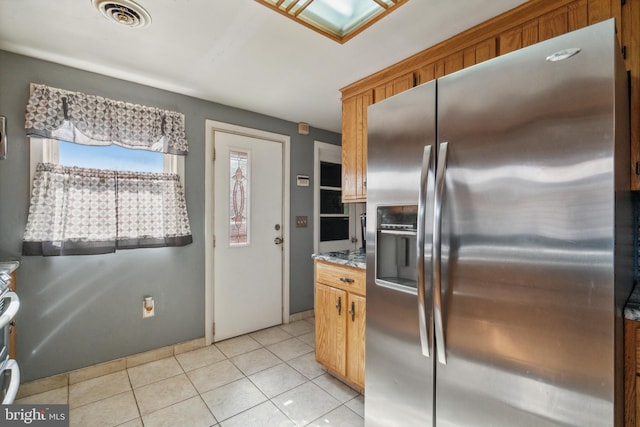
[16,318,365,427]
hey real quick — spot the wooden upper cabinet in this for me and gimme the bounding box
[499,19,539,55]
[341,95,357,202]
[416,62,435,86]
[538,7,570,41]
[624,0,640,190]
[463,38,497,68]
[341,0,635,194]
[342,91,372,202]
[373,72,415,103]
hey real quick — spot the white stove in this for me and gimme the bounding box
[0,270,20,404]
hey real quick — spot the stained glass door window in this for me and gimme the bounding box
[229,150,250,246]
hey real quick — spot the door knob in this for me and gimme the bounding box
[274,237,284,245]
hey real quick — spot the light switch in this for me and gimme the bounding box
[296,216,308,228]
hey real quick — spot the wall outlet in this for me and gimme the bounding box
[143,297,155,318]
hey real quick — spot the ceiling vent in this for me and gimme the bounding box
[92,0,151,29]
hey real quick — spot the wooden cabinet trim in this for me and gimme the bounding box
[341,0,618,99]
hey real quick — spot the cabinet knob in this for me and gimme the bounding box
[336,296,342,315]
[349,301,355,321]
[340,277,355,284]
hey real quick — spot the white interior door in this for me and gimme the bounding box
[214,131,283,341]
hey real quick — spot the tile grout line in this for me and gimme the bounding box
[181,354,220,426]
[20,320,364,426]
[124,363,142,424]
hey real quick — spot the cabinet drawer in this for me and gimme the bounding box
[316,261,366,296]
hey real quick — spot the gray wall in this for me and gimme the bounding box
[0,50,340,381]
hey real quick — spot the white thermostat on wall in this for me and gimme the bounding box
[297,175,310,187]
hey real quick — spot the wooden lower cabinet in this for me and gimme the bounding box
[626,318,640,426]
[315,283,347,376]
[345,293,366,388]
[314,260,366,390]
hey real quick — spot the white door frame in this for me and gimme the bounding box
[205,119,291,345]
[313,140,365,254]
[314,140,342,253]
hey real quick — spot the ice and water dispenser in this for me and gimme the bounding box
[375,205,418,289]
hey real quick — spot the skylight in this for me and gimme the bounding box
[255,0,408,44]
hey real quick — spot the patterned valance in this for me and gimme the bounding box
[23,163,192,256]
[25,84,188,155]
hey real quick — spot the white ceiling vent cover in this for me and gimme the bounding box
[92,0,151,29]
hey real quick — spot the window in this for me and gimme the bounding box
[319,161,349,242]
[30,139,184,187]
[229,149,250,246]
[28,139,187,248]
[23,84,191,256]
[25,138,190,256]
[255,0,409,44]
[59,141,163,172]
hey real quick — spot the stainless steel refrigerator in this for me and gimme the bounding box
[365,19,633,427]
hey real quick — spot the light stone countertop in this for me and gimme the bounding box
[625,283,640,320]
[312,250,366,270]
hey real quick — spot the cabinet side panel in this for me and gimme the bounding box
[341,97,357,201]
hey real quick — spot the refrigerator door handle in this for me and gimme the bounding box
[417,145,433,358]
[434,142,448,365]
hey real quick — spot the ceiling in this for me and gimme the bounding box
[0,0,528,133]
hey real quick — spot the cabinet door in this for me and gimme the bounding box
[315,283,347,376]
[346,293,366,389]
[342,96,358,202]
[463,38,497,68]
[342,91,372,202]
[373,72,415,103]
[416,62,436,86]
[626,318,640,426]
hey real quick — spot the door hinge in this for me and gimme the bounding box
[212,322,215,340]
[214,236,216,248]
[213,148,216,161]
[636,162,640,176]
[622,45,627,60]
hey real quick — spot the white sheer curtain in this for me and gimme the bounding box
[23,163,192,256]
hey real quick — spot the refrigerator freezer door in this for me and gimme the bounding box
[435,20,631,426]
[366,80,437,426]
